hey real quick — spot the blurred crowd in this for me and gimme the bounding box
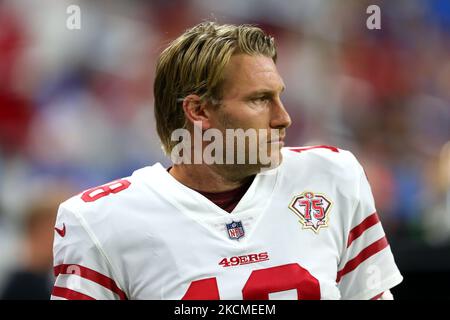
[0,0,449,298]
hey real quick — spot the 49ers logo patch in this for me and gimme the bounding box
[289,191,333,233]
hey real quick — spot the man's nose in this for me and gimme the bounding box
[270,98,292,129]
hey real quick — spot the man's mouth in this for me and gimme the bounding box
[269,135,285,144]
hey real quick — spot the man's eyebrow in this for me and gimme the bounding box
[246,86,286,97]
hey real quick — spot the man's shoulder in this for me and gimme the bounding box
[58,164,163,222]
[282,145,361,167]
[54,164,171,252]
[281,145,363,180]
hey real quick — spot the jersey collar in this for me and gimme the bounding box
[146,163,280,218]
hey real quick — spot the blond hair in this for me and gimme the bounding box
[153,21,277,154]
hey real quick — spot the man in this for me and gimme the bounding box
[51,22,402,300]
[1,192,59,300]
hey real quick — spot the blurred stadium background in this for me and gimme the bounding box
[0,0,449,299]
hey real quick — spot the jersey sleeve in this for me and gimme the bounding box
[51,203,128,300]
[337,160,403,300]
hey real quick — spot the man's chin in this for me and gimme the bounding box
[258,151,283,173]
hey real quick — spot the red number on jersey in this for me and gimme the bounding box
[182,263,320,300]
[243,263,320,299]
[289,145,339,153]
[298,199,325,221]
[298,199,312,220]
[218,258,231,268]
[312,199,325,220]
[182,278,220,300]
[81,179,131,202]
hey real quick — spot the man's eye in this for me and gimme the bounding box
[252,96,270,103]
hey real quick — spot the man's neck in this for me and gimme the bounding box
[169,164,256,192]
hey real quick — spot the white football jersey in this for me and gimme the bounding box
[51,146,403,300]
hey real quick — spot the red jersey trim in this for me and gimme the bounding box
[54,264,128,300]
[52,286,95,300]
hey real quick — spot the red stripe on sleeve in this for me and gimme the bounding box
[371,292,384,300]
[347,212,380,248]
[54,264,127,300]
[336,236,389,283]
[52,286,95,300]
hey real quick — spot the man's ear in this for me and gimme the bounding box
[182,94,213,130]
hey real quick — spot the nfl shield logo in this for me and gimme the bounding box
[226,221,245,240]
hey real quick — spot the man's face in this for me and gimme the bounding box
[207,54,292,170]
